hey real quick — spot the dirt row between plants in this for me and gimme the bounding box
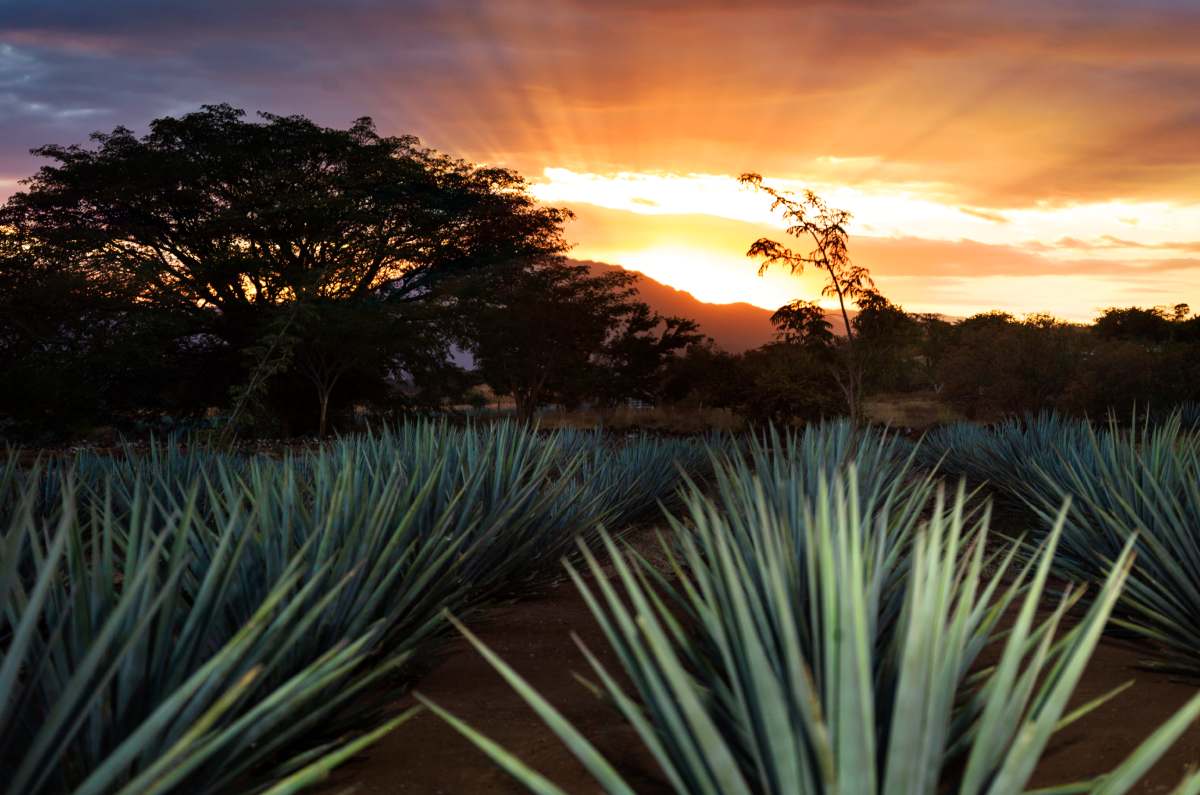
[321,541,1200,795]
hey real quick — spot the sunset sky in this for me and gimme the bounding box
[3,0,1199,319]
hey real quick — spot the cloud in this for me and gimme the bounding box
[960,207,1009,224]
[1,0,1199,208]
[563,202,1200,319]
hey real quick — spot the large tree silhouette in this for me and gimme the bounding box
[1,105,569,434]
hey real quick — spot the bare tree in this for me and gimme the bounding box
[739,173,875,422]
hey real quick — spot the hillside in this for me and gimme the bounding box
[580,259,851,353]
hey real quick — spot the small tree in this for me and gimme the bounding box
[769,299,834,348]
[739,174,874,421]
[851,288,921,393]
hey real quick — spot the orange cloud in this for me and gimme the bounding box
[564,202,1200,320]
[4,0,1200,316]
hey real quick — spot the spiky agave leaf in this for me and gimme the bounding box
[1019,415,1200,674]
[428,470,1200,794]
[0,476,416,795]
[922,410,1200,675]
[1,417,720,794]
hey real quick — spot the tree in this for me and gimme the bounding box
[913,314,955,393]
[1093,307,1173,344]
[593,303,703,406]
[851,288,921,393]
[739,174,874,421]
[1,104,569,435]
[659,340,741,408]
[770,299,834,348]
[289,301,396,438]
[937,312,1084,419]
[734,343,842,424]
[465,259,700,421]
[0,227,231,439]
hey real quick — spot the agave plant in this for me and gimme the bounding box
[916,412,1094,509]
[0,424,500,793]
[922,410,1200,674]
[0,476,419,795]
[425,468,1200,794]
[1015,415,1200,674]
[2,418,723,793]
[551,431,715,533]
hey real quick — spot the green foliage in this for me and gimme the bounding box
[0,472,420,795]
[926,411,1200,676]
[1,421,715,794]
[429,453,1200,793]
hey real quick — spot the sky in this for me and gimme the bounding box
[2,0,1199,320]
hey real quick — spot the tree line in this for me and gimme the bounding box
[2,105,1195,441]
[660,301,1200,424]
[654,174,1200,426]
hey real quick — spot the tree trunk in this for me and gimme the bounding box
[827,270,861,425]
[513,389,534,425]
[318,387,331,438]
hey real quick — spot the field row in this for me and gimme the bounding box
[4,414,1200,793]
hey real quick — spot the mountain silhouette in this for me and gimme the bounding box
[579,259,852,353]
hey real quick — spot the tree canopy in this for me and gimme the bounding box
[0,105,570,435]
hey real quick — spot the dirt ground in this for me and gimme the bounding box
[322,545,1200,795]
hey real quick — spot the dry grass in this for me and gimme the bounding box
[538,406,745,434]
[863,391,964,430]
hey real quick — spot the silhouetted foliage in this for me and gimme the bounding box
[937,313,1083,419]
[659,340,742,408]
[913,313,955,394]
[5,108,1199,438]
[733,343,841,423]
[463,259,700,422]
[770,299,834,348]
[1093,306,1175,343]
[0,105,567,437]
[851,288,921,393]
[595,303,703,407]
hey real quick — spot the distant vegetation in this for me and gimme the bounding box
[661,298,1200,427]
[2,105,1196,441]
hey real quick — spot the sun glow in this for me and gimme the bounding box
[532,168,1200,320]
[590,244,829,309]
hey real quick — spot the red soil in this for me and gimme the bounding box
[322,562,1200,794]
